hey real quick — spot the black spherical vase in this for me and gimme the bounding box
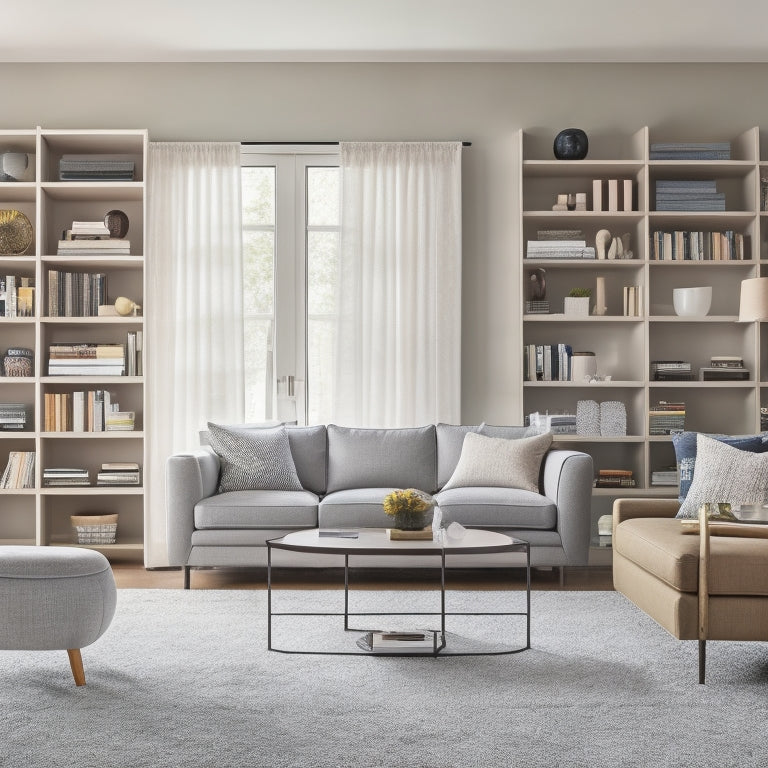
[553,129,589,160]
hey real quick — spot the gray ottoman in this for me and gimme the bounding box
[0,546,116,686]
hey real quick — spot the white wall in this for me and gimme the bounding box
[5,62,768,423]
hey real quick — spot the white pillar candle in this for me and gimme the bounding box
[594,276,607,315]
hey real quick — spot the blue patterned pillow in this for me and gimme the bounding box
[672,431,768,502]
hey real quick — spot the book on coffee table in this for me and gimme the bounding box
[386,527,434,540]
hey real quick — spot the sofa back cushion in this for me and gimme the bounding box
[326,424,437,494]
[200,424,327,495]
[436,424,484,489]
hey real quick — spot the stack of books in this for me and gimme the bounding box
[650,361,694,382]
[699,356,749,381]
[527,412,577,434]
[594,469,636,488]
[48,343,125,376]
[1,276,34,317]
[650,230,744,261]
[0,403,27,431]
[44,390,124,432]
[59,155,135,181]
[47,269,107,316]
[524,300,550,314]
[57,220,130,256]
[0,451,35,489]
[650,142,731,160]
[96,462,140,486]
[43,467,90,487]
[651,466,679,487]
[649,401,686,435]
[655,180,725,211]
[105,411,135,431]
[356,631,438,654]
[526,240,596,260]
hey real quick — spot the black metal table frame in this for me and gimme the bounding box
[266,531,530,657]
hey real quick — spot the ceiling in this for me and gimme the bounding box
[6,0,768,63]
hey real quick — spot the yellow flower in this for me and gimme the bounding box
[382,488,435,517]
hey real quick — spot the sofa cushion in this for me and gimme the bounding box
[672,430,768,502]
[319,488,408,528]
[615,517,768,596]
[436,424,484,489]
[435,486,557,529]
[677,434,768,518]
[207,423,303,492]
[286,425,327,495]
[326,425,437,494]
[442,431,552,493]
[195,489,318,529]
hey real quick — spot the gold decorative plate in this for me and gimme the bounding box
[0,209,33,254]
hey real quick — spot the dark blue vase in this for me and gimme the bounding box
[554,129,589,160]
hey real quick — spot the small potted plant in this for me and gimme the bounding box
[383,488,436,531]
[564,288,591,317]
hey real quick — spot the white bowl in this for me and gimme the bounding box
[673,286,712,317]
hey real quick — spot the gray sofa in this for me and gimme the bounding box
[166,424,593,587]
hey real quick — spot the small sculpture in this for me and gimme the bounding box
[595,229,611,260]
[621,232,634,260]
[114,296,141,316]
[553,129,589,160]
[529,268,547,300]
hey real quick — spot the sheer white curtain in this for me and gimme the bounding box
[333,142,462,427]
[145,142,243,566]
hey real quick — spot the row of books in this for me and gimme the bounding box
[0,451,35,489]
[649,401,685,435]
[44,390,135,432]
[622,285,643,317]
[47,269,107,317]
[527,412,577,434]
[523,343,573,382]
[594,469,636,488]
[651,466,679,486]
[650,142,731,161]
[58,155,135,182]
[654,180,725,211]
[48,343,125,376]
[0,402,27,431]
[649,230,745,261]
[526,239,596,260]
[592,179,634,212]
[44,462,140,487]
[0,276,35,317]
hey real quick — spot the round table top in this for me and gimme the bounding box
[267,527,526,556]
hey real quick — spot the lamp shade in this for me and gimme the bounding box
[738,277,768,322]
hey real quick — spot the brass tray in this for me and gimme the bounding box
[0,209,33,254]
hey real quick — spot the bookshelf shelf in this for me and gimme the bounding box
[519,126,765,547]
[0,126,147,563]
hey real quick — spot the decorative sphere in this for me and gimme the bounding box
[114,297,136,316]
[553,129,589,160]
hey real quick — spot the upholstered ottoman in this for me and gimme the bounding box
[0,546,116,686]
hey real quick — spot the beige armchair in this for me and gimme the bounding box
[613,498,768,683]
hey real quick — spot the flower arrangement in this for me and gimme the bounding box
[383,488,436,530]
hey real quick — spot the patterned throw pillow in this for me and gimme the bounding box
[207,422,303,493]
[676,433,768,518]
[441,430,553,493]
[672,431,768,502]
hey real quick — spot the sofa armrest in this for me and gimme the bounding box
[542,450,594,566]
[166,448,220,566]
[613,497,680,532]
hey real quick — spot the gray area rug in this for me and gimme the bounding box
[2,588,767,768]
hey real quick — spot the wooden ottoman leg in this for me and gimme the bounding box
[67,649,86,686]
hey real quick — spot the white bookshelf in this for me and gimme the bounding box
[519,126,764,562]
[0,127,147,561]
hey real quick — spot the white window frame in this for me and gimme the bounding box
[240,145,340,424]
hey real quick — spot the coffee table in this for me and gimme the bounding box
[266,527,530,656]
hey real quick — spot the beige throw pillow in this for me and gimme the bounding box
[441,431,553,492]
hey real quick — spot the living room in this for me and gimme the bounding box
[2,2,768,767]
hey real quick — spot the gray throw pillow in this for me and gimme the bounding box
[441,431,553,493]
[207,422,303,493]
[676,433,768,518]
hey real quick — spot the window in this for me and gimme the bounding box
[241,148,340,425]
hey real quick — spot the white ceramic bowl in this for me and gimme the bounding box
[673,286,712,317]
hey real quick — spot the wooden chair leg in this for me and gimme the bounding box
[67,648,86,686]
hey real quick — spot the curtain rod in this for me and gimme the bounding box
[241,141,472,146]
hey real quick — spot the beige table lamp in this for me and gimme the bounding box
[739,277,768,322]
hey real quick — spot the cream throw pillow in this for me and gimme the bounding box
[441,431,553,492]
[676,433,768,518]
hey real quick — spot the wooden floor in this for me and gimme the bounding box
[111,561,615,591]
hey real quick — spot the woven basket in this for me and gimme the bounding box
[71,513,118,545]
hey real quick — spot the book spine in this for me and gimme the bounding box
[623,179,633,212]
[592,179,602,212]
[608,179,618,212]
